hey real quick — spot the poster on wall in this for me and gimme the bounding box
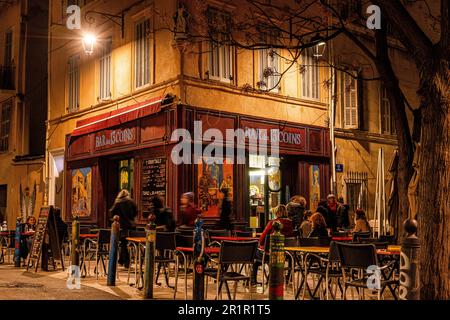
[71,167,92,217]
[309,164,320,211]
[198,158,233,218]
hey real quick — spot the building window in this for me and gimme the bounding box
[0,100,12,152]
[0,185,6,222]
[135,19,151,89]
[341,70,359,129]
[380,84,396,135]
[259,30,280,92]
[207,9,233,83]
[345,171,368,214]
[68,54,80,113]
[4,30,13,66]
[99,38,112,100]
[301,50,320,100]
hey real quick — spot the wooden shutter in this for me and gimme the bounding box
[342,71,358,129]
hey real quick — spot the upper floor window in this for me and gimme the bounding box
[259,30,280,92]
[135,19,151,89]
[68,54,80,113]
[206,9,234,83]
[4,30,13,67]
[380,84,396,135]
[301,50,320,100]
[99,38,112,100]
[0,100,12,152]
[341,69,359,129]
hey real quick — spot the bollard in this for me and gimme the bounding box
[143,213,157,299]
[14,218,22,268]
[71,216,80,268]
[269,220,285,300]
[107,215,120,286]
[399,218,420,300]
[193,216,205,300]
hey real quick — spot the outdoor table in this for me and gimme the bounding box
[211,236,259,241]
[126,237,147,287]
[79,233,98,239]
[175,247,221,254]
[331,236,353,241]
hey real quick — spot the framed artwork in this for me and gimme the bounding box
[309,164,320,211]
[71,167,92,217]
[198,158,233,218]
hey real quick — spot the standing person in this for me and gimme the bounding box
[218,188,233,231]
[109,190,137,269]
[308,212,329,238]
[148,195,175,232]
[54,208,68,245]
[325,194,338,232]
[336,196,350,229]
[286,196,306,234]
[179,192,201,227]
[353,209,371,233]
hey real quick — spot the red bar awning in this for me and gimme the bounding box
[71,96,163,137]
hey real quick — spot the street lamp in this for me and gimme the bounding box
[310,33,326,58]
[82,33,97,55]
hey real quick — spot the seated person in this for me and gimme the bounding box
[308,212,329,238]
[148,195,175,232]
[252,205,295,284]
[353,209,371,233]
[299,210,313,237]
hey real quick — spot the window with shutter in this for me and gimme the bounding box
[68,54,80,113]
[380,84,396,134]
[135,19,151,89]
[259,29,280,92]
[342,70,358,129]
[301,50,320,100]
[99,38,112,100]
[0,100,12,152]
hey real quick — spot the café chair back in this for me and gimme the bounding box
[173,233,194,299]
[206,240,258,300]
[83,229,111,279]
[336,242,398,300]
[155,232,177,288]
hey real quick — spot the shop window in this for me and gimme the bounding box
[99,37,112,100]
[68,54,80,113]
[119,159,134,197]
[71,167,92,217]
[135,19,151,89]
[0,100,12,152]
[345,171,368,214]
[380,84,396,135]
[301,50,320,100]
[4,30,13,67]
[341,69,359,129]
[206,9,234,83]
[198,158,234,218]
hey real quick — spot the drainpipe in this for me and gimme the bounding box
[44,0,53,207]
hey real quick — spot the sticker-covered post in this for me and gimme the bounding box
[143,213,156,299]
[269,220,285,300]
[13,218,22,268]
[71,216,80,269]
[193,215,205,300]
[107,215,120,286]
[399,218,420,300]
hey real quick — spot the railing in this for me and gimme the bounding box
[0,66,15,90]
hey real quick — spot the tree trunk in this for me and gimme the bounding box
[418,57,450,299]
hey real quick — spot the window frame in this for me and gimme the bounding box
[134,18,152,90]
[68,54,80,113]
[380,84,396,135]
[341,69,359,129]
[4,30,13,67]
[301,50,320,100]
[258,29,281,92]
[99,37,112,101]
[0,100,12,153]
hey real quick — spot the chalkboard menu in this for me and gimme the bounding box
[142,158,167,217]
[27,207,63,272]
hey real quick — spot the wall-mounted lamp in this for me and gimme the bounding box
[82,33,97,55]
[310,33,326,58]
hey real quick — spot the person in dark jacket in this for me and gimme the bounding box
[324,195,338,231]
[308,212,329,238]
[286,196,306,233]
[179,192,201,227]
[336,196,350,229]
[147,195,175,232]
[109,189,137,268]
[218,188,233,230]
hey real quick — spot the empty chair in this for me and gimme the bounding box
[83,229,111,279]
[128,230,146,238]
[205,240,258,300]
[336,242,399,300]
[79,226,91,235]
[234,231,253,237]
[155,232,177,288]
[176,227,194,236]
[352,231,371,242]
[174,234,194,299]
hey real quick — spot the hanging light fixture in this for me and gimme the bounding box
[82,33,97,55]
[310,33,326,58]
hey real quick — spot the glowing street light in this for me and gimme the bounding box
[311,33,326,58]
[82,33,97,55]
